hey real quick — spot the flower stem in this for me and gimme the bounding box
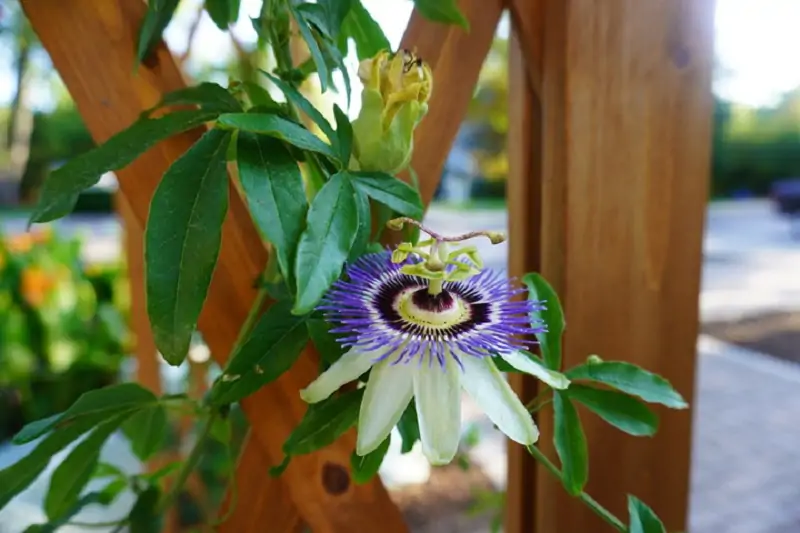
[526,445,628,532]
[158,410,218,514]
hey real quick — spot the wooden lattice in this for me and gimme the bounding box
[20,0,715,531]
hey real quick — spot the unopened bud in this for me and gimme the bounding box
[386,218,405,231]
[486,231,506,245]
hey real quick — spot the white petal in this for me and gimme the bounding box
[461,355,539,445]
[414,355,462,465]
[357,359,414,455]
[300,348,375,404]
[498,350,570,390]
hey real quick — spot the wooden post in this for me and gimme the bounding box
[506,0,716,531]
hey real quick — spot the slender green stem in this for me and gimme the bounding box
[526,445,627,533]
[232,286,270,350]
[525,386,552,411]
[158,410,219,513]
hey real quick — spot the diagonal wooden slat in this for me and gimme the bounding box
[399,0,504,208]
[21,1,401,531]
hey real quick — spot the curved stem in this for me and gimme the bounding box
[158,410,218,514]
[526,445,627,532]
[388,217,506,244]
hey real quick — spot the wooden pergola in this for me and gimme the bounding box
[20,0,715,531]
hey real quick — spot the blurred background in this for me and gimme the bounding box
[0,0,799,532]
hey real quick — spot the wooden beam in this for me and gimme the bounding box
[504,27,543,533]
[506,0,545,99]
[21,1,402,531]
[399,0,504,207]
[520,1,715,531]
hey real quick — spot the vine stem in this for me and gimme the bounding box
[526,445,628,532]
[158,409,218,514]
[161,285,269,513]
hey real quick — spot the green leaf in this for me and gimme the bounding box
[30,110,218,225]
[13,383,157,445]
[284,389,363,455]
[553,391,588,495]
[238,81,282,111]
[97,477,129,506]
[93,462,128,480]
[128,486,162,533]
[218,113,338,160]
[210,299,310,405]
[339,0,390,61]
[412,0,469,29]
[325,41,352,107]
[628,495,667,533]
[351,172,424,219]
[333,104,353,163]
[351,434,390,484]
[137,0,180,63]
[293,172,360,314]
[292,6,331,92]
[397,400,420,454]
[24,492,108,533]
[307,318,345,366]
[210,416,233,445]
[205,0,240,29]
[262,71,336,143]
[12,413,63,444]
[145,128,232,366]
[144,82,242,115]
[565,385,658,437]
[122,404,168,461]
[0,416,109,509]
[521,273,565,370]
[44,417,124,520]
[319,0,353,37]
[566,361,688,409]
[348,186,371,262]
[237,132,307,291]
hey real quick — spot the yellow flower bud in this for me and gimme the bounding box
[352,49,433,174]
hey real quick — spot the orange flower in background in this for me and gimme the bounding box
[21,266,56,307]
[31,227,54,245]
[6,233,34,254]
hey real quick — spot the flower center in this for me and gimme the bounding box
[397,288,469,329]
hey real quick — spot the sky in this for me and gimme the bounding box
[2,0,800,111]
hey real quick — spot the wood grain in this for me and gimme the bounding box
[504,26,544,533]
[21,1,402,531]
[521,1,715,531]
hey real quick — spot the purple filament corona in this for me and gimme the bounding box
[318,252,547,369]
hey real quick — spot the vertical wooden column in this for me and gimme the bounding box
[504,17,543,533]
[507,0,716,531]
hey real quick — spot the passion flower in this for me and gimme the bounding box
[300,222,569,465]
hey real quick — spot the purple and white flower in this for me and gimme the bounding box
[300,251,569,465]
